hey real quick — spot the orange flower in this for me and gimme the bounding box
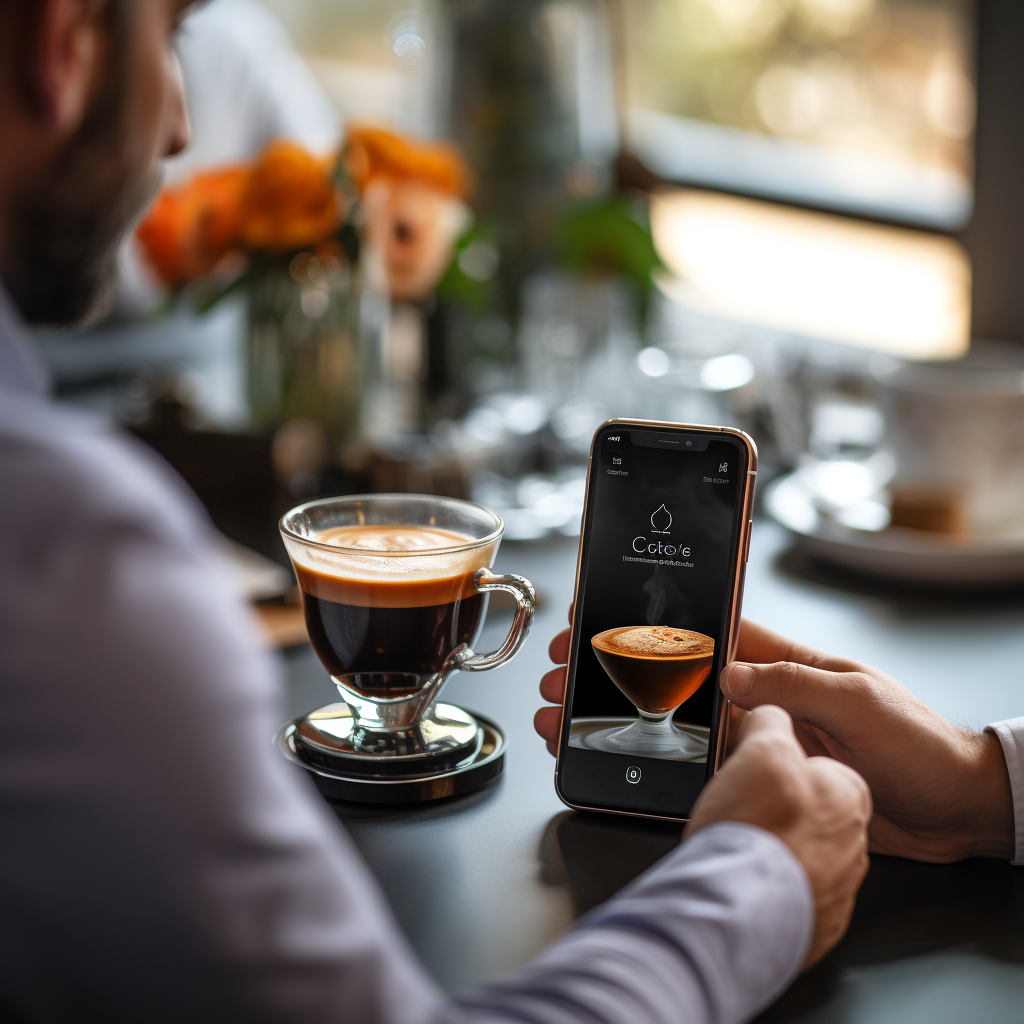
[135,131,470,300]
[136,168,247,286]
[239,141,341,252]
[344,126,471,199]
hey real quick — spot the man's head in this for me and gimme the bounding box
[0,0,191,325]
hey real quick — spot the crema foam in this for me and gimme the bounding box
[592,626,714,660]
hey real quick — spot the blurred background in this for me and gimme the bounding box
[32,0,1024,626]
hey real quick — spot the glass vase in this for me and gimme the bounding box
[246,258,364,445]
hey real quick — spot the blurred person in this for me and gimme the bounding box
[0,3,871,1023]
[537,618,1018,865]
[115,0,341,314]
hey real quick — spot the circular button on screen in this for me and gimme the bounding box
[625,765,642,784]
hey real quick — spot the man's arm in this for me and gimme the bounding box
[452,824,812,1024]
[0,419,446,1022]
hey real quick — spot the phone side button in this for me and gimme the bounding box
[744,521,752,562]
[625,766,642,784]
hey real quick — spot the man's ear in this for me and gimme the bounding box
[31,0,105,133]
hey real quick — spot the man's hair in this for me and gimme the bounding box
[0,0,155,326]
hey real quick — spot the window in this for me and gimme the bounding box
[621,0,976,229]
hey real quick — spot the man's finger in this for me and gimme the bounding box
[548,629,571,666]
[732,703,799,747]
[721,659,873,738]
[540,667,567,704]
[534,706,562,744]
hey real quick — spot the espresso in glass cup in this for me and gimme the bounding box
[589,626,714,758]
[280,495,535,772]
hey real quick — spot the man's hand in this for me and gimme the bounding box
[534,617,1015,863]
[686,705,871,967]
[535,624,871,964]
[718,620,1014,863]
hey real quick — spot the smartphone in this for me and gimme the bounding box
[554,419,757,821]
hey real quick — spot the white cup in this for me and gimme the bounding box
[872,341,1024,534]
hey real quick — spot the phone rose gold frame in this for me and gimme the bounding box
[554,419,758,822]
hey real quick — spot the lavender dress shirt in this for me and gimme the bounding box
[0,284,812,1023]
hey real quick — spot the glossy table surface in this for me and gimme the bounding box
[282,521,1024,1023]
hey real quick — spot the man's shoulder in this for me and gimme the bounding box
[0,392,210,553]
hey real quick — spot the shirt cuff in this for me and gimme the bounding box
[985,718,1024,865]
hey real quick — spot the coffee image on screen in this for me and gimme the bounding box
[293,525,489,701]
[591,626,714,715]
[575,626,715,759]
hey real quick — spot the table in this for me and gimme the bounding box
[282,521,1024,1022]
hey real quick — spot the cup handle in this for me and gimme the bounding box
[453,567,536,672]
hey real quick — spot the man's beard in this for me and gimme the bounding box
[2,13,158,326]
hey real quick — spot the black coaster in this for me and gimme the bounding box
[276,702,506,804]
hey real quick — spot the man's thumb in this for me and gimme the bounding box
[721,659,855,733]
[720,663,756,701]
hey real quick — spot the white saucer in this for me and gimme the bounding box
[764,471,1024,586]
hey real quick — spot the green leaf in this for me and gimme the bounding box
[435,222,497,312]
[558,194,665,320]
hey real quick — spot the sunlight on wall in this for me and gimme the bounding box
[650,188,971,359]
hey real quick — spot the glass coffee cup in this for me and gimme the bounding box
[280,494,535,774]
[588,626,714,759]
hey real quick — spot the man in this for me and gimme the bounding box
[0,2,872,1021]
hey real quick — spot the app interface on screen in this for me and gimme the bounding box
[562,430,745,815]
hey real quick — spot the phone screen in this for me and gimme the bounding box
[556,427,751,819]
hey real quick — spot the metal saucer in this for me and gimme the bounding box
[276,702,506,804]
[296,702,483,777]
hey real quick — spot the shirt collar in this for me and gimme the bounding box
[0,281,50,399]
